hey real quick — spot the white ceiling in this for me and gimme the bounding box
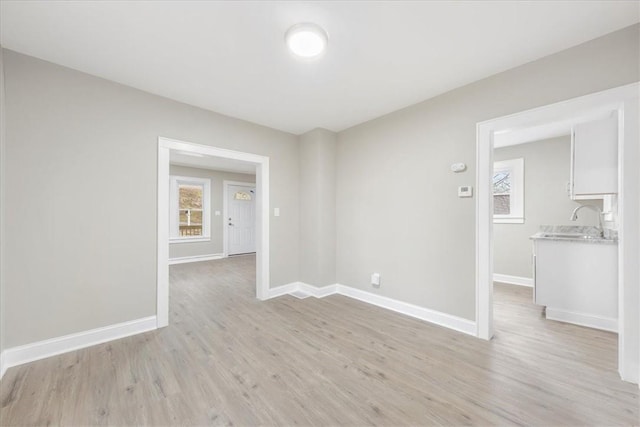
[1,1,638,135]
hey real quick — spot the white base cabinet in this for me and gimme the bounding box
[533,239,617,332]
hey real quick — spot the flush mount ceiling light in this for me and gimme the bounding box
[285,23,328,59]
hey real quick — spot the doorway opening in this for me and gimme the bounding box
[491,122,620,389]
[476,83,639,384]
[157,137,270,328]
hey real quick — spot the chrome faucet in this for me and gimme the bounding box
[570,205,604,237]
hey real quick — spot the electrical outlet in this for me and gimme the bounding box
[371,273,381,287]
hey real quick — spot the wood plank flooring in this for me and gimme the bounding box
[1,256,638,426]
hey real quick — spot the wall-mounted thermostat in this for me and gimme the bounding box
[450,162,467,173]
[458,186,473,197]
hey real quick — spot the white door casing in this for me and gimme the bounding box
[476,82,640,385]
[157,137,270,329]
[225,183,256,255]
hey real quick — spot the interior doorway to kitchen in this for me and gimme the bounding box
[490,125,620,396]
[476,82,639,384]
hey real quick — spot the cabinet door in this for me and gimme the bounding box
[533,239,617,319]
[571,115,618,197]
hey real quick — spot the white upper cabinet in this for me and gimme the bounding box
[571,114,618,199]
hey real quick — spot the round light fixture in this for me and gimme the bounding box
[285,23,328,59]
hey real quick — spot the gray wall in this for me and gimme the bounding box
[1,24,639,349]
[0,45,5,356]
[169,165,255,260]
[336,24,639,321]
[299,128,337,286]
[493,137,603,279]
[2,49,299,347]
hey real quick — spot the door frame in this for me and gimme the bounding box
[476,82,640,384]
[223,180,257,257]
[157,137,270,328]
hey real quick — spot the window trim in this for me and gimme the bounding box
[169,175,211,243]
[493,158,524,224]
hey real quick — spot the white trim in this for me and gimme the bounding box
[0,45,6,383]
[336,285,476,336]
[157,144,170,328]
[493,274,534,287]
[170,237,211,244]
[169,253,226,265]
[299,283,339,298]
[223,180,257,257]
[476,122,494,340]
[617,87,640,386]
[255,159,270,301]
[266,282,301,299]
[493,218,525,224]
[158,137,270,328]
[223,180,257,186]
[0,316,157,377]
[477,82,639,383]
[546,308,617,332]
[0,351,5,379]
[265,283,476,336]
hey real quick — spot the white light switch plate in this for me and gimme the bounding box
[274,208,280,217]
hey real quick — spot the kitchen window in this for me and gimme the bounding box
[493,158,524,224]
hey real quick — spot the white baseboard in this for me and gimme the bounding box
[546,307,617,332]
[0,351,5,379]
[0,316,157,379]
[620,359,639,384]
[299,282,339,298]
[267,282,339,299]
[266,282,476,337]
[266,282,301,299]
[493,273,533,287]
[1,279,476,378]
[336,285,476,336]
[169,253,225,265]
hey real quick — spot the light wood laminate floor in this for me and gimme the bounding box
[1,256,638,426]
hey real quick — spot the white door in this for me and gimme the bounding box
[227,184,256,255]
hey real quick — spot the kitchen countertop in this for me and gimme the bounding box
[530,225,618,244]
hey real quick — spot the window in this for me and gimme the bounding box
[170,176,211,242]
[234,191,252,201]
[493,158,524,223]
